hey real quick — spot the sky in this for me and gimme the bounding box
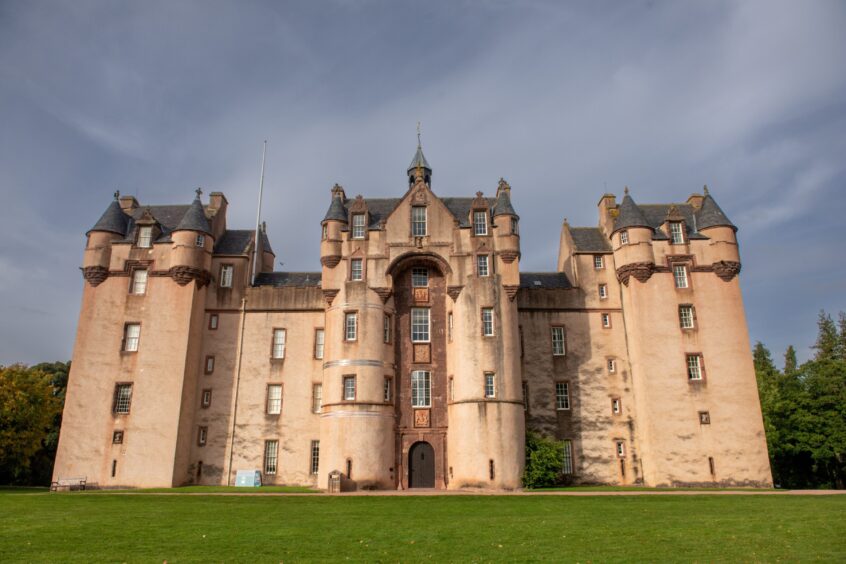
[0,0,844,366]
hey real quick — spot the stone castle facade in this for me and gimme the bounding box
[53,145,773,490]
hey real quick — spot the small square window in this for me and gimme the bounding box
[112,430,124,444]
[209,314,219,330]
[699,411,711,425]
[195,234,205,248]
[620,231,629,245]
[343,376,356,401]
[350,258,363,281]
[220,265,234,288]
[411,268,429,287]
[477,255,490,277]
[598,284,608,300]
[481,308,494,337]
[197,426,208,446]
[201,389,212,408]
[352,214,366,239]
[594,255,604,269]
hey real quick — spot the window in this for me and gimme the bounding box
[204,355,215,374]
[477,255,490,277]
[594,255,604,269]
[195,234,205,247]
[620,230,629,245]
[555,382,570,410]
[272,329,286,359]
[123,323,141,352]
[219,265,233,288]
[473,210,488,236]
[481,308,494,337]
[673,265,689,288]
[350,258,363,281]
[383,315,391,344]
[448,313,454,342]
[345,313,357,341]
[266,384,282,415]
[551,326,566,356]
[709,456,716,476]
[264,440,278,475]
[411,206,427,236]
[607,358,617,373]
[612,398,621,415]
[679,305,695,329]
[321,223,328,240]
[411,308,430,342]
[562,440,573,474]
[201,389,212,408]
[489,459,495,480]
[383,377,392,403]
[351,214,365,239]
[699,411,711,425]
[343,376,356,401]
[346,459,352,479]
[484,373,496,398]
[522,381,529,411]
[412,268,428,287]
[113,383,133,414]
[209,314,219,330]
[112,430,124,444]
[112,459,117,477]
[519,325,525,358]
[511,218,519,235]
[314,329,325,359]
[670,222,685,245]
[310,440,320,475]
[130,269,148,295]
[411,370,431,407]
[616,441,626,457]
[598,284,608,300]
[137,226,153,248]
[312,383,322,413]
[197,426,208,446]
[601,313,611,328]
[687,354,703,380]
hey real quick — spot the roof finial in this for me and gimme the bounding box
[703,184,709,196]
[195,187,203,199]
[624,186,629,195]
[417,121,421,148]
[114,190,120,200]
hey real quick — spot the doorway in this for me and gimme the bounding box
[408,442,435,488]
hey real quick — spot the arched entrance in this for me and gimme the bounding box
[408,442,435,488]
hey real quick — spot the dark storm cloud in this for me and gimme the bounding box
[1,0,844,364]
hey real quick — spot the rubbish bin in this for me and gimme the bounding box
[328,470,342,493]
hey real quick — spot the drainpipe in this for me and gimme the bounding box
[226,296,248,485]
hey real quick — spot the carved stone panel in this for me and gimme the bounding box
[414,409,431,428]
[413,287,429,303]
[413,343,431,364]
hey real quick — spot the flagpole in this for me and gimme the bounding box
[252,140,267,286]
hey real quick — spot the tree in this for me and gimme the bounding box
[836,312,846,362]
[813,311,838,361]
[523,431,565,488]
[0,364,64,484]
[784,346,798,376]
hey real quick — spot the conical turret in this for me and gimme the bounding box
[696,187,736,231]
[174,189,212,235]
[88,192,129,236]
[612,188,650,234]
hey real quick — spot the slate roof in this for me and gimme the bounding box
[519,272,573,289]
[212,229,274,255]
[323,193,348,222]
[440,197,497,228]
[254,272,322,287]
[330,196,499,229]
[492,190,518,218]
[88,199,130,235]
[120,204,193,243]
[569,227,612,253]
[174,196,212,235]
[639,204,708,240]
[613,194,650,233]
[407,146,431,172]
[696,194,736,231]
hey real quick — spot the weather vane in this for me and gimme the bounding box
[417,121,421,147]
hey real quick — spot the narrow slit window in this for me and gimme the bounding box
[264,440,278,475]
[562,440,573,474]
[310,441,320,475]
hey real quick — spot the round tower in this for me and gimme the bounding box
[170,189,214,285]
[83,191,129,286]
[611,188,655,282]
[695,186,741,270]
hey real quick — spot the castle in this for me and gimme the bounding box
[52,144,773,490]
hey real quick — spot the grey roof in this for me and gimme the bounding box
[334,196,497,229]
[254,272,322,287]
[440,197,496,227]
[696,194,736,231]
[88,199,129,235]
[214,229,275,255]
[323,194,348,222]
[613,194,651,233]
[492,189,518,218]
[173,196,212,235]
[639,204,708,240]
[407,146,431,173]
[519,272,573,289]
[569,227,612,253]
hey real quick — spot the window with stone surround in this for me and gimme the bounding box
[608,358,617,373]
[551,326,566,356]
[272,329,286,359]
[123,323,141,352]
[204,355,215,374]
[383,314,391,344]
[616,441,626,457]
[612,397,621,415]
[477,255,490,277]
[266,384,282,415]
[473,210,488,236]
[264,440,278,475]
[679,305,695,329]
[209,314,219,330]
[673,264,689,288]
[411,370,431,407]
[351,214,366,239]
[412,267,428,287]
[219,264,234,288]
[383,377,392,403]
[197,426,208,446]
[350,258,363,281]
[345,313,357,341]
[670,222,685,245]
[411,308,430,342]
[594,255,604,269]
[687,354,704,381]
[113,383,133,413]
[481,308,494,337]
[343,376,356,401]
[699,411,711,425]
[130,269,148,295]
[137,226,153,248]
[598,283,608,300]
[411,206,427,237]
[484,372,496,398]
[555,381,570,410]
[112,430,124,444]
[601,313,612,328]
[201,389,212,408]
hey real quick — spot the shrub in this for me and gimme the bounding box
[523,431,565,488]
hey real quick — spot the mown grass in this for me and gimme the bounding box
[1,492,844,562]
[81,485,319,494]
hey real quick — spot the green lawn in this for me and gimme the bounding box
[1,492,844,562]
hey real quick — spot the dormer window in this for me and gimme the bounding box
[620,231,629,245]
[411,206,427,237]
[195,234,205,247]
[352,214,366,239]
[473,211,488,236]
[669,222,685,245]
[137,226,153,248]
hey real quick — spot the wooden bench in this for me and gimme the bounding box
[50,476,87,492]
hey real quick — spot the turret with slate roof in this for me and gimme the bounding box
[695,186,737,231]
[88,191,130,236]
[173,188,212,235]
[612,187,651,234]
[407,130,432,187]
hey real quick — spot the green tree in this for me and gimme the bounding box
[523,431,565,488]
[0,364,64,484]
[836,312,846,362]
[784,345,798,375]
[753,342,781,461]
[813,311,838,361]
